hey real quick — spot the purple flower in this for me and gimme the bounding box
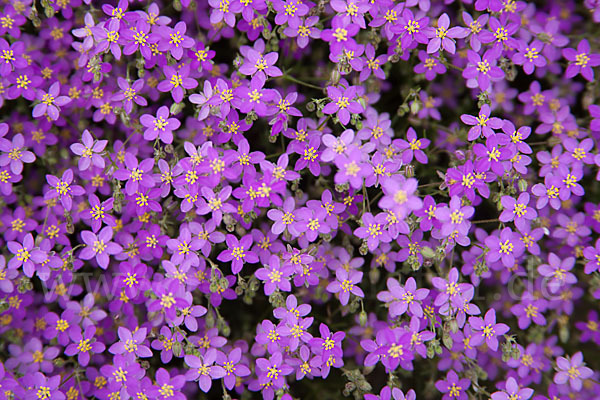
[148,279,187,321]
[196,186,236,226]
[239,49,282,79]
[491,377,533,400]
[531,174,563,210]
[79,227,122,269]
[185,349,226,392]
[166,227,201,265]
[121,19,156,59]
[113,153,155,195]
[109,327,152,358]
[379,176,422,220]
[274,294,312,322]
[563,39,600,81]
[485,227,525,268]
[327,268,364,305]
[365,386,416,400]
[583,238,600,274]
[460,104,503,141]
[217,234,258,274]
[0,38,27,76]
[44,169,85,211]
[435,196,474,246]
[70,129,107,171]
[474,0,502,12]
[499,192,537,232]
[355,43,388,81]
[354,212,391,251]
[435,370,471,400]
[552,212,590,247]
[255,351,293,391]
[112,78,147,113]
[154,368,186,400]
[272,0,309,26]
[64,325,105,366]
[82,194,116,232]
[414,50,447,80]
[468,309,510,351]
[513,40,547,75]
[576,311,600,344]
[538,253,577,294]
[510,291,547,329]
[151,326,183,364]
[284,16,321,48]
[255,254,293,295]
[426,13,468,54]
[294,136,322,176]
[554,352,594,391]
[479,16,519,51]
[432,267,471,308]
[591,104,600,131]
[279,315,313,351]
[377,277,429,318]
[394,9,429,50]
[334,146,370,189]
[462,48,504,91]
[394,127,430,164]
[234,74,275,116]
[157,64,198,103]
[0,133,35,174]
[461,11,489,51]
[322,85,364,125]
[25,372,64,400]
[156,21,194,60]
[7,233,45,276]
[217,347,251,389]
[268,197,300,236]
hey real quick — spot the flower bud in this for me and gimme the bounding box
[357,241,368,256]
[410,99,422,115]
[369,267,380,284]
[205,312,215,328]
[518,179,528,192]
[53,358,66,367]
[442,332,453,350]
[330,69,341,85]
[358,310,368,327]
[171,341,183,357]
[357,379,372,392]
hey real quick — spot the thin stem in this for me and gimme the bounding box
[281,74,323,90]
[418,181,442,188]
[472,218,500,224]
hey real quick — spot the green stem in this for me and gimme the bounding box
[281,74,323,90]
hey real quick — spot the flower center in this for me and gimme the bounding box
[93,240,106,253]
[78,338,92,352]
[499,240,513,254]
[477,60,490,74]
[450,210,464,224]
[525,47,539,60]
[333,28,348,42]
[575,53,590,67]
[341,279,354,292]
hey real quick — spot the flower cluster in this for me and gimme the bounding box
[0,0,599,399]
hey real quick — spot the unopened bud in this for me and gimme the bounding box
[172,341,183,357]
[359,310,367,327]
